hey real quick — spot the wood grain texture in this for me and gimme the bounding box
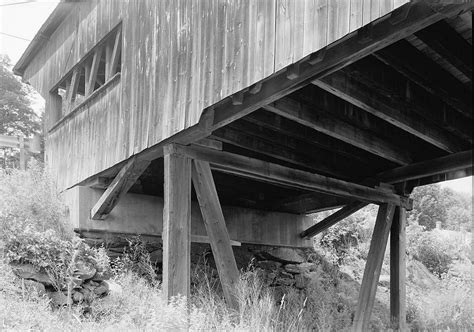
[314,73,465,153]
[300,201,368,239]
[264,99,412,165]
[390,206,407,331]
[352,203,396,332]
[68,186,314,248]
[174,145,412,208]
[90,157,150,220]
[21,0,410,190]
[192,160,239,310]
[162,144,192,301]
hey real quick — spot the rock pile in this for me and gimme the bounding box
[10,261,118,306]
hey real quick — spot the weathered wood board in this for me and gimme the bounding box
[64,186,314,248]
[21,0,407,190]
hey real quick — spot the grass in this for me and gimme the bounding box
[1,165,472,331]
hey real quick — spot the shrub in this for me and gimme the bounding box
[111,236,158,284]
[414,232,453,278]
[0,162,72,240]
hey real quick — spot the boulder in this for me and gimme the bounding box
[92,270,112,281]
[72,291,84,303]
[302,271,320,284]
[102,280,123,297]
[11,263,52,285]
[275,277,295,287]
[265,248,305,264]
[74,261,96,281]
[23,279,46,296]
[284,264,304,274]
[48,291,68,306]
[93,282,109,296]
[295,274,311,289]
[256,260,282,271]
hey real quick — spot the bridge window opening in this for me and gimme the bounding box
[48,24,122,128]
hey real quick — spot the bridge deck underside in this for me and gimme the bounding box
[91,9,472,215]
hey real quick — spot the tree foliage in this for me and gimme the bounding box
[408,184,472,231]
[0,55,40,137]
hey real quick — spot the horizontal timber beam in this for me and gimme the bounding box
[340,56,472,143]
[206,1,472,131]
[245,111,380,166]
[173,144,411,209]
[263,98,412,165]
[90,157,150,220]
[314,71,465,152]
[67,186,314,248]
[377,149,473,184]
[283,150,472,215]
[414,20,472,80]
[374,39,472,118]
[212,123,357,179]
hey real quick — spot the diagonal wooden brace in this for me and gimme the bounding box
[90,157,150,220]
[192,160,240,310]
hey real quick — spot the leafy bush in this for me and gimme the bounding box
[111,236,158,284]
[0,162,72,240]
[414,232,453,278]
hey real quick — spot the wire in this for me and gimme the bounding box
[0,31,31,41]
[0,1,36,7]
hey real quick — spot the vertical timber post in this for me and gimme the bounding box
[19,135,26,170]
[192,160,240,310]
[352,203,396,332]
[390,206,407,330]
[162,144,192,301]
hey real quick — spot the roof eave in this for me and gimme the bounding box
[13,1,77,77]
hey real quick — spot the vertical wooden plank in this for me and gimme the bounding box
[390,206,407,331]
[362,0,372,26]
[293,0,305,62]
[263,0,276,77]
[370,0,380,21]
[247,0,258,84]
[19,136,26,170]
[315,0,328,50]
[352,203,396,332]
[380,0,394,17]
[192,160,240,310]
[303,0,316,57]
[350,0,364,31]
[275,0,292,70]
[162,144,192,301]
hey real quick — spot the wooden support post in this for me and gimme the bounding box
[90,157,150,220]
[390,206,407,331]
[192,160,240,310]
[352,203,396,332]
[19,136,26,170]
[162,144,192,301]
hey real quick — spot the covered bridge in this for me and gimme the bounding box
[14,0,473,330]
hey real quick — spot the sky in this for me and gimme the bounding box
[0,0,472,195]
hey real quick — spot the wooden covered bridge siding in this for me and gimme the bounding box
[14,0,473,330]
[15,0,407,190]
